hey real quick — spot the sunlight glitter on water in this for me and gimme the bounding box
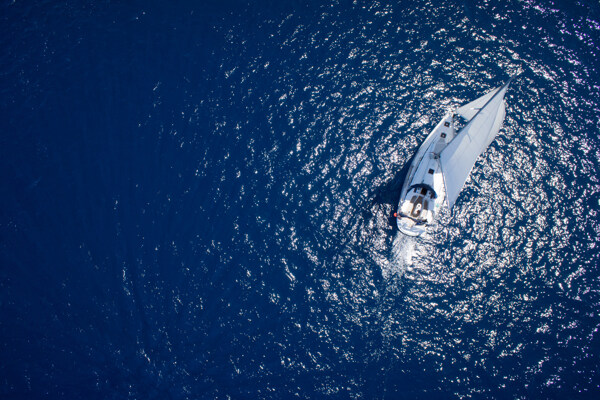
[2,0,600,398]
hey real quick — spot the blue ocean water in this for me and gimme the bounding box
[2,0,600,398]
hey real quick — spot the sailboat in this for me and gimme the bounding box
[394,78,514,237]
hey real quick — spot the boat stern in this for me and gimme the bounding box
[396,215,426,237]
[395,184,438,237]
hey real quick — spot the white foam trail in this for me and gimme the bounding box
[382,234,417,279]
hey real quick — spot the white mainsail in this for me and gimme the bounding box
[439,80,512,208]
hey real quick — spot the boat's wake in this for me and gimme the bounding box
[381,234,418,279]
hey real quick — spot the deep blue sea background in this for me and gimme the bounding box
[2,0,600,398]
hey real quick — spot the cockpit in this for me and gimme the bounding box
[399,184,437,223]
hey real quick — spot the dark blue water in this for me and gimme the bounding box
[2,0,600,398]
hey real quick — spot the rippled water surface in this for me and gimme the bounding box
[2,0,600,398]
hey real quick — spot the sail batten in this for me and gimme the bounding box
[440,82,511,208]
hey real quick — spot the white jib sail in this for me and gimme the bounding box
[455,86,501,121]
[440,82,511,208]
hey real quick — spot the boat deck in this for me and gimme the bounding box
[400,186,434,222]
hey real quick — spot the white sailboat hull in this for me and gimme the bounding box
[396,115,451,236]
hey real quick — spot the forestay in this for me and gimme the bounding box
[440,81,512,208]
